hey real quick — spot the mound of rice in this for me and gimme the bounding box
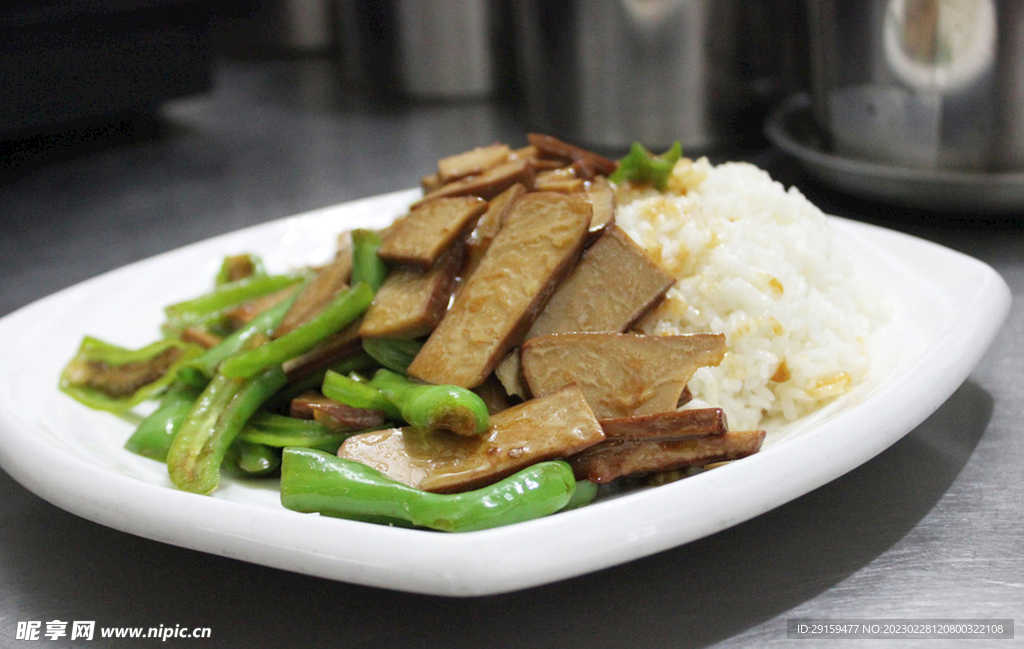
[615,158,886,431]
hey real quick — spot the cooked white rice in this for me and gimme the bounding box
[614,158,886,431]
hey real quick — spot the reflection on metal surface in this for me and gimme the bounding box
[513,0,797,152]
[883,0,997,90]
[807,0,1022,172]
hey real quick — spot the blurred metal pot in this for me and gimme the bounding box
[513,0,798,153]
[337,0,506,100]
[808,0,1024,171]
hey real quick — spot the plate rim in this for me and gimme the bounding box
[0,192,1011,596]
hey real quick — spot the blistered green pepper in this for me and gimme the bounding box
[167,365,288,494]
[280,448,578,532]
[224,439,281,476]
[163,272,305,333]
[361,336,422,374]
[368,368,488,436]
[124,382,201,461]
[215,254,266,286]
[238,412,349,450]
[609,141,683,191]
[321,370,401,420]
[218,282,374,379]
[177,288,301,387]
[59,336,202,414]
[350,229,388,292]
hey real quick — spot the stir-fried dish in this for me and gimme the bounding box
[59,134,882,532]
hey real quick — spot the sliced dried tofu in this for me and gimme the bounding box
[281,319,363,381]
[437,143,511,183]
[571,429,766,483]
[461,182,526,282]
[533,168,585,193]
[418,157,535,203]
[527,225,674,338]
[407,192,592,388]
[584,174,616,237]
[520,332,726,418]
[377,196,486,269]
[494,225,674,398]
[599,407,728,442]
[527,133,618,178]
[337,384,604,493]
[275,253,352,338]
[359,244,463,339]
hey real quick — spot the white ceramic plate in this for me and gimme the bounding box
[0,189,1010,596]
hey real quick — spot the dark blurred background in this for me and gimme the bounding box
[0,0,809,168]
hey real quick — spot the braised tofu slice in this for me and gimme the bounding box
[290,393,386,432]
[533,167,586,194]
[359,244,463,339]
[407,192,592,388]
[571,429,766,483]
[377,196,487,269]
[461,182,526,282]
[583,175,616,238]
[418,157,535,203]
[494,225,674,398]
[281,319,363,382]
[527,133,618,178]
[338,384,605,493]
[520,332,726,418]
[527,225,674,338]
[275,252,352,338]
[600,407,728,442]
[437,143,512,183]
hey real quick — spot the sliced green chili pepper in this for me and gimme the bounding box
[60,336,202,414]
[361,336,422,374]
[224,439,281,476]
[167,365,288,494]
[609,141,683,191]
[178,287,302,387]
[218,282,374,379]
[215,254,266,286]
[368,368,489,436]
[163,272,305,333]
[124,382,201,461]
[321,370,401,420]
[562,479,599,511]
[350,229,388,292]
[280,448,578,532]
[238,412,349,450]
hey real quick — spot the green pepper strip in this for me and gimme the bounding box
[280,448,578,532]
[218,282,374,379]
[361,336,422,374]
[167,365,288,494]
[350,229,388,292]
[163,272,305,332]
[59,336,202,414]
[368,368,489,436]
[124,383,201,461]
[215,253,266,286]
[608,141,683,191]
[224,439,281,476]
[238,412,349,450]
[321,370,401,420]
[178,288,301,387]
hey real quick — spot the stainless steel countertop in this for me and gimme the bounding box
[1,57,1021,648]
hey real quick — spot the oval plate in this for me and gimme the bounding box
[0,189,1010,596]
